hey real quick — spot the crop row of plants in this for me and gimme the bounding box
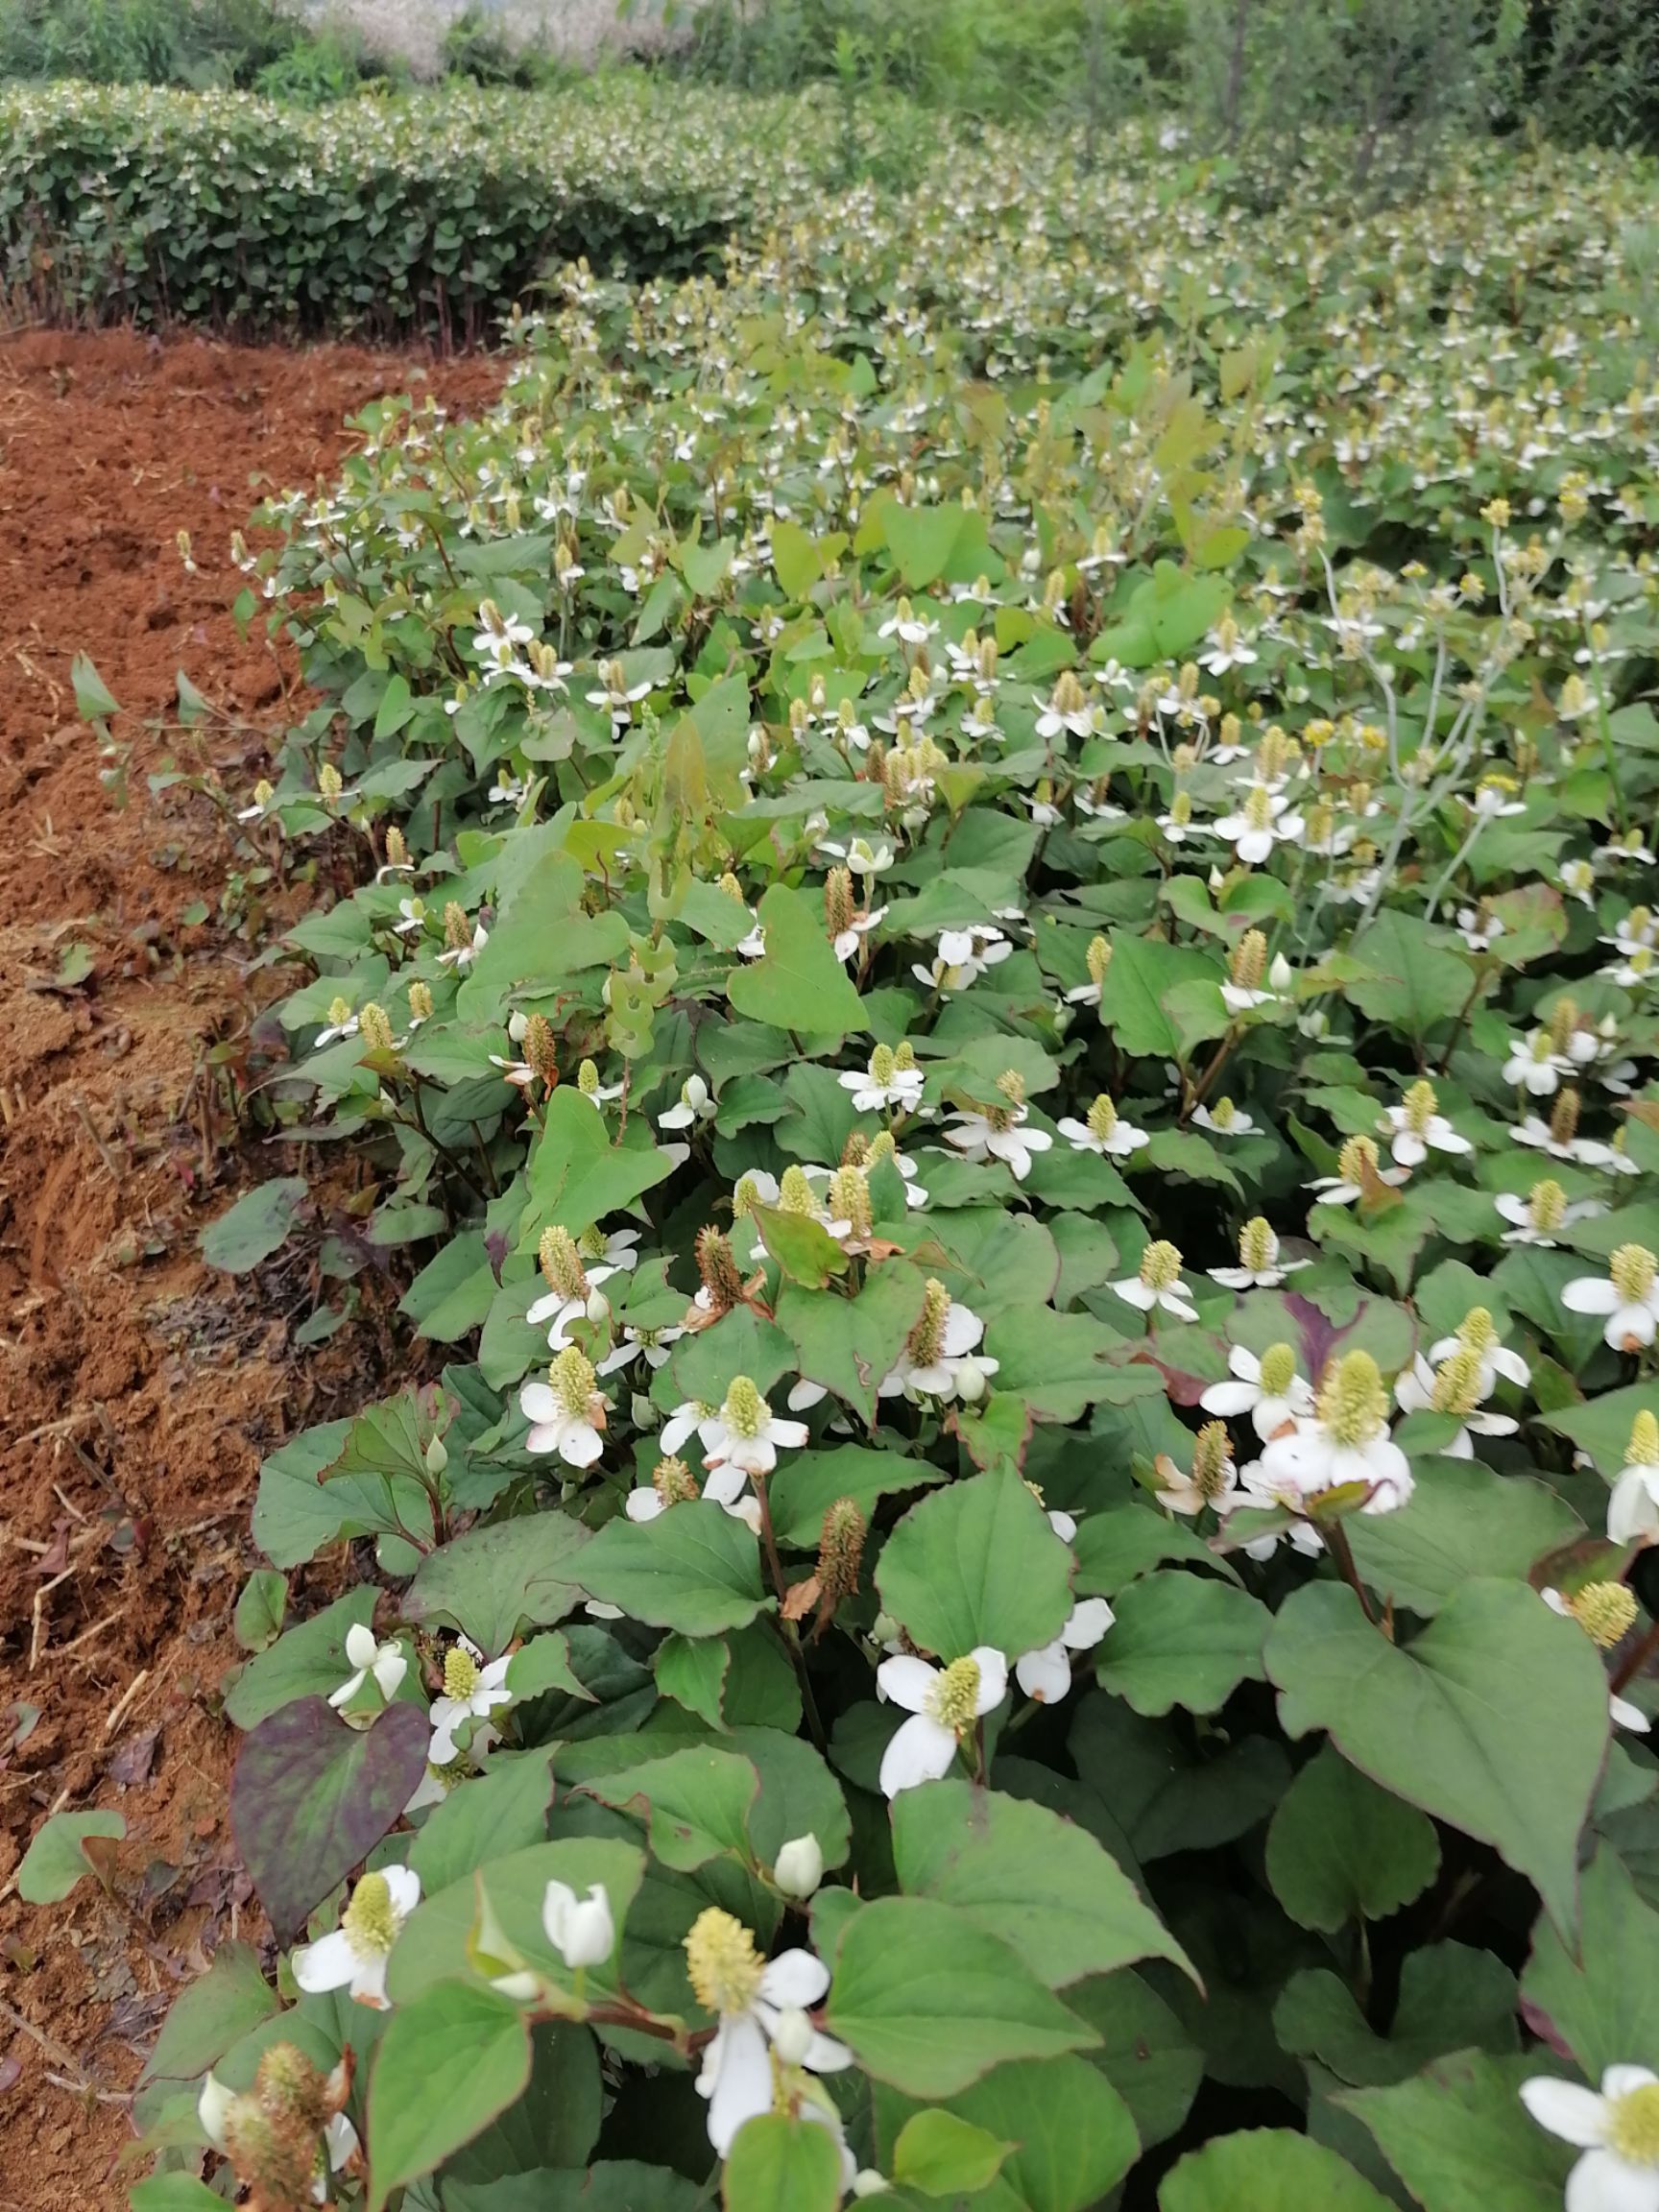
[90,112,1659,2212]
[0,78,807,339]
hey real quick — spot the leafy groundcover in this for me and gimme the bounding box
[91,110,1659,2212]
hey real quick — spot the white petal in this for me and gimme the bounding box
[1200,1380,1262,1416]
[1562,1279,1620,1315]
[876,1655,938,1714]
[1016,1641,1072,1703]
[878,1712,958,1797]
[561,1423,604,1468]
[519,1382,559,1421]
[969,1646,1009,1713]
[706,2013,773,2154]
[759,1950,830,2008]
[1602,2069,1659,2101]
[1567,2148,1659,2212]
[343,1623,380,1670]
[1064,1598,1116,1650]
[1521,2079,1609,2148]
[290,1929,358,1994]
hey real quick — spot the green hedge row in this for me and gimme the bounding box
[0,80,793,341]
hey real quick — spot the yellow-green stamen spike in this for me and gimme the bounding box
[1567,1581,1639,1650]
[343,1871,397,1958]
[1259,1343,1297,1398]
[1139,1240,1183,1292]
[684,1908,764,2016]
[930,1657,983,1736]
[1317,1350,1388,1448]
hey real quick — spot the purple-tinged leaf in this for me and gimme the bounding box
[230,1696,428,1943]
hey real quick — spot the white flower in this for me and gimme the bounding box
[685,1914,852,2156]
[541,1880,614,1969]
[1455,905,1504,952]
[1112,1240,1198,1323]
[877,1647,1009,1797]
[291,1864,421,2009]
[428,1635,515,1763]
[1512,1114,1623,1170]
[1190,1099,1258,1137]
[520,1350,609,1468]
[1209,1219,1310,1290]
[818,834,894,882]
[313,997,361,1047]
[625,1473,761,1535]
[1212,785,1304,865]
[1055,1095,1148,1159]
[911,926,1013,995]
[1200,1343,1315,1442]
[659,1399,713,1456]
[1495,1185,1604,1246]
[773,1834,826,1900]
[1522,2063,1659,2211]
[327,1623,406,1712]
[943,1103,1052,1181]
[1015,1599,1115,1704]
[595,1319,685,1377]
[1379,1082,1472,1167]
[1502,1029,1572,1096]
[1394,1354,1519,1458]
[833,906,888,964]
[660,1074,715,1132]
[438,921,489,973]
[879,1289,994,1403]
[839,1046,925,1114]
[1563,1245,1659,1352]
[1258,1352,1412,1512]
[700,1376,808,1479]
[1422,1324,1529,1399]
[1610,1407,1659,1544]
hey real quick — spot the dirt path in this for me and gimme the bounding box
[0,328,502,2208]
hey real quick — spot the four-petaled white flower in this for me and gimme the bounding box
[520,1350,610,1467]
[1199,1343,1315,1441]
[1113,1240,1199,1323]
[291,1864,421,2009]
[685,1911,853,2156]
[1213,784,1304,865]
[1522,2063,1659,2212]
[1393,1353,1520,1457]
[428,1634,515,1763]
[1563,1245,1659,1353]
[1379,1082,1472,1168]
[328,1623,407,1713]
[877,1647,1009,1797]
[1209,1219,1310,1290]
[912,926,1013,994]
[839,1046,925,1114]
[660,1074,716,1132]
[1056,1095,1149,1159]
[438,921,489,973]
[700,1376,808,1478]
[943,1102,1052,1182]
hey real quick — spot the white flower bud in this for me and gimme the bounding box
[771,2006,814,2066]
[424,1435,448,1477]
[773,1834,825,1900]
[198,2073,236,2152]
[854,2174,892,2199]
[509,1010,530,1044]
[585,1288,612,1325]
[1268,952,1293,992]
[953,1357,991,1405]
[541,1879,614,1970]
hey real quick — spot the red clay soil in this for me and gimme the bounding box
[0,328,503,2210]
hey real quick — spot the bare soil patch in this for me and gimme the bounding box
[0,328,502,2209]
